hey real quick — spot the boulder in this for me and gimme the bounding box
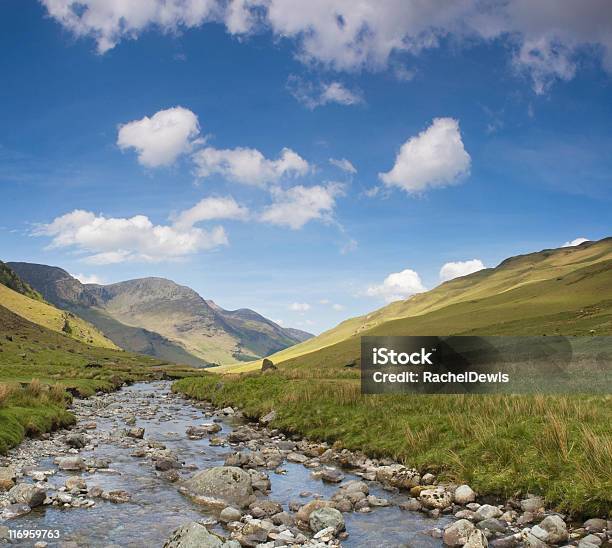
[443,519,476,546]
[65,477,87,492]
[309,507,345,535]
[219,506,242,523]
[375,464,420,490]
[182,466,254,509]
[295,500,334,528]
[102,490,131,503]
[2,503,32,519]
[259,410,276,425]
[0,466,16,491]
[464,529,489,548]
[8,483,46,508]
[261,358,277,372]
[583,518,607,532]
[476,504,503,520]
[531,515,568,544]
[163,522,228,548]
[454,484,477,504]
[66,433,87,449]
[127,427,145,439]
[57,456,86,471]
[419,487,453,510]
[520,496,545,513]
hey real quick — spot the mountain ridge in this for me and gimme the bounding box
[8,262,313,366]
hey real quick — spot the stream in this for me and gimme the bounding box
[2,382,452,547]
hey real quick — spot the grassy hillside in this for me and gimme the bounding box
[0,304,196,453]
[175,238,612,515]
[219,237,612,373]
[0,283,118,350]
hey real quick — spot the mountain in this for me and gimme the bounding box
[8,263,313,366]
[0,261,43,302]
[217,237,612,373]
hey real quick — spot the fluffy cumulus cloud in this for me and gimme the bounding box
[117,106,201,167]
[71,272,105,284]
[34,209,228,264]
[41,1,612,92]
[172,196,249,229]
[366,268,426,303]
[287,76,363,109]
[289,302,310,312]
[329,157,357,174]
[192,146,309,186]
[379,118,471,194]
[260,182,343,229]
[562,237,590,247]
[439,259,485,282]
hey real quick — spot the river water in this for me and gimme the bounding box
[6,382,451,547]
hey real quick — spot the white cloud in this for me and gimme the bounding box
[289,302,310,312]
[43,1,612,93]
[172,196,249,229]
[366,268,426,303]
[329,157,357,174]
[117,106,200,167]
[288,76,363,109]
[340,238,358,254]
[192,146,309,186]
[379,118,471,194]
[260,183,343,230]
[319,299,330,304]
[562,237,590,247]
[332,303,345,311]
[71,272,105,285]
[439,259,485,282]
[34,209,228,264]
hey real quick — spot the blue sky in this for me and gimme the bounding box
[1,1,611,333]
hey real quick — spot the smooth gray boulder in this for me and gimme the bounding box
[309,507,345,535]
[444,519,476,546]
[163,522,234,548]
[182,466,254,509]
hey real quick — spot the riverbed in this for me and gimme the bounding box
[1,382,452,547]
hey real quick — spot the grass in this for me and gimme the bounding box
[0,304,197,453]
[173,370,612,517]
[174,238,612,517]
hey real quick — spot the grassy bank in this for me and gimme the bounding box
[173,370,612,517]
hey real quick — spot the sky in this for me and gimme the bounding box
[0,1,611,334]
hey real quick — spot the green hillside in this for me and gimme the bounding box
[175,238,612,515]
[219,237,612,373]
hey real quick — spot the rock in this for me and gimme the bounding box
[182,466,254,509]
[0,466,16,491]
[220,407,235,415]
[520,496,545,513]
[340,480,369,494]
[233,520,269,547]
[295,500,334,527]
[259,410,276,424]
[88,485,104,498]
[66,433,87,448]
[65,477,87,491]
[464,529,489,547]
[287,452,309,463]
[309,507,345,535]
[521,530,549,548]
[366,495,390,507]
[248,500,282,518]
[584,518,607,532]
[102,490,131,503]
[57,456,86,471]
[261,358,277,372]
[399,498,422,511]
[476,504,503,520]
[163,521,226,548]
[2,503,32,519]
[219,506,242,523]
[420,487,453,510]
[162,470,180,482]
[375,464,420,490]
[455,484,477,504]
[579,534,603,547]
[8,483,46,508]
[477,518,508,534]
[443,519,476,546]
[318,468,344,483]
[531,515,568,544]
[155,456,182,471]
[228,427,259,443]
[186,424,221,438]
[127,427,145,439]
[490,535,520,548]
